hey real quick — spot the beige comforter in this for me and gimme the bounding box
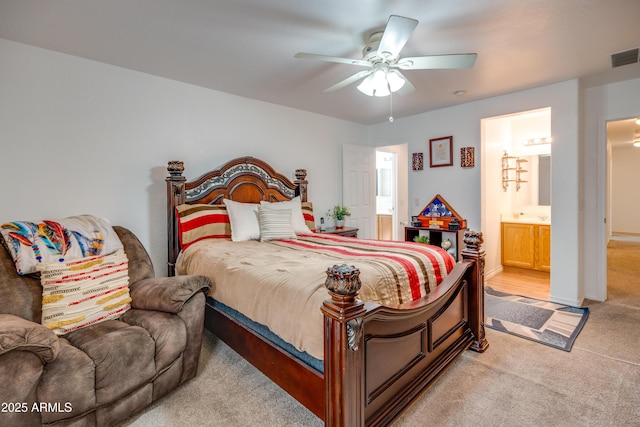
[176,234,454,360]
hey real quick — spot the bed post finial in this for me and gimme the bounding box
[462,230,489,352]
[166,161,186,276]
[322,264,366,426]
[294,168,308,202]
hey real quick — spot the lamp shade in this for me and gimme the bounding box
[386,70,406,92]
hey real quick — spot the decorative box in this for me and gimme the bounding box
[417,194,467,229]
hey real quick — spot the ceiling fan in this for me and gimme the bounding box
[295,15,477,97]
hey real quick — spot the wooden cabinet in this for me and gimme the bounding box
[404,227,466,261]
[501,222,550,271]
[537,224,551,271]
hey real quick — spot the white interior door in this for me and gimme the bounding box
[342,144,376,239]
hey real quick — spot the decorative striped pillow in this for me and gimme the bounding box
[260,196,311,234]
[258,206,297,242]
[39,250,131,335]
[301,202,316,232]
[176,204,231,250]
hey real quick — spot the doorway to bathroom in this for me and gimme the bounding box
[481,107,552,300]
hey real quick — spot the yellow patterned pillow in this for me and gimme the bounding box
[39,250,131,335]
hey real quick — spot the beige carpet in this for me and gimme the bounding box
[121,241,640,426]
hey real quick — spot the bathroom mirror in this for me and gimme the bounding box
[538,154,551,206]
[514,154,551,206]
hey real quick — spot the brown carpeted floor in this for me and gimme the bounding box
[121,239,640,426]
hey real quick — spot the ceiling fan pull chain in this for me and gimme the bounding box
[388,82,394,122]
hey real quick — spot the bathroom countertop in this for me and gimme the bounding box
[501,217,550,225]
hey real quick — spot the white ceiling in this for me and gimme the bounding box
[1,0,640,125]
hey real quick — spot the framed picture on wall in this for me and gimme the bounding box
[412,152,424,170]
[429,136,453,167]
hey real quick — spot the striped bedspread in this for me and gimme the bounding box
[176,234,455,360]
[273,233,454,303]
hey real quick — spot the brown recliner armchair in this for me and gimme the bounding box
[0,226,211,426]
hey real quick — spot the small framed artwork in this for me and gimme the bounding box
[429,136,453,167]
[460,146,475,168]
[412,152,424,171]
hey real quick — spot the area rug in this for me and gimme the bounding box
[484,286,589,351]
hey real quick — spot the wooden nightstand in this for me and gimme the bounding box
[318,227,359,238]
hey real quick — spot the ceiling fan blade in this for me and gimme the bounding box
[377,15,418,61]
[324,70,372,92]
[395,53,477,70]
[294,52,370,67]
[395,71,415,95]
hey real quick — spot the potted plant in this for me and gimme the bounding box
[413,235,430,244]
[326,205,351,229]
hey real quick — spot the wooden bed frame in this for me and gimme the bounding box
[166,156,488,426]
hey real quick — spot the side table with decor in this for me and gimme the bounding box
[318,227,359,238]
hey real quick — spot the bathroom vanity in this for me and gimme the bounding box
[501,218,550,272]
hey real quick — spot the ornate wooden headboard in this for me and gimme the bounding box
[165,156,308,275]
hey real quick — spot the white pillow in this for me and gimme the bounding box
[258,206,297,242]
[222,199,260,241]
[260,196,311,234]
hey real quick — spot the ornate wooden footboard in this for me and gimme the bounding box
[166,156,488,426]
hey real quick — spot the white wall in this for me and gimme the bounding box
[368,80,581,306]
[583,76,640,300]
[0,39,367,275]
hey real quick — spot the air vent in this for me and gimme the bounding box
[611,48,639,68]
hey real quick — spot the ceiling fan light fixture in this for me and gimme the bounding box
[356,74,375,96]
[387,70,406,92]
[356,69,405,97]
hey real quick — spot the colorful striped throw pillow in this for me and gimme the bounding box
[301,201,316,232]
[176,204,232,250]
[39,250,131,335]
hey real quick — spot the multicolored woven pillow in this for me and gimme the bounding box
[39,250,131,335]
